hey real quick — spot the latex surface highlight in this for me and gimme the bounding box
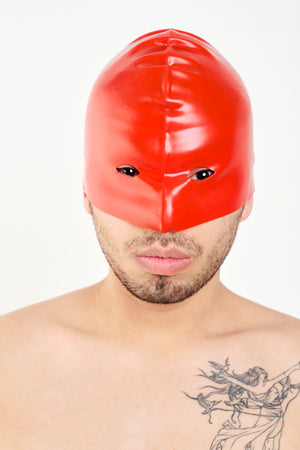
[83,28,254,232]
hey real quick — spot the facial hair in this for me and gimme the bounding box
[91,208,243,305]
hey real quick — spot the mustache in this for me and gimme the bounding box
[125,232,203,255]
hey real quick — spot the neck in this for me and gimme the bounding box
[92,267,233,348]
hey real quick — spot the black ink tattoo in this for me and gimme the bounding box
[182,358,300,449]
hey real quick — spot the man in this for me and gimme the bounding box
[0,29,299,449]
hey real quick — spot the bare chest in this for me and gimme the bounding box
[2,344,300,449]
[3,364,218,449]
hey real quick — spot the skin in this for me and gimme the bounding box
[83,193,254,347]
[90,203,246,306]
[1,193,300,449]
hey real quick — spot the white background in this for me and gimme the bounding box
[0,0,299,318]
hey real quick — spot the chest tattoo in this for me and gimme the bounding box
[182,357,300,449]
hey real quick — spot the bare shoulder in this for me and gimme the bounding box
[0,283,97,375]
[0,282,97,334]
[229,293,300,373]
[0,284,101,419]
[256,309,300,448]
[232,291,300,335]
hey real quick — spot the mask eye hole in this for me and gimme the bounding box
[188,167,215,181]
[116,165,140,177]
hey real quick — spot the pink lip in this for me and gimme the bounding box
[135,247,193,275]
[136,247,191,259]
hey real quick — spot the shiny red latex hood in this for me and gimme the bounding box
[83,29,254,232]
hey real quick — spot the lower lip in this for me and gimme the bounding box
[135,255,192,275]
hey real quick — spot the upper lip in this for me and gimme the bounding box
[136,247,192,259]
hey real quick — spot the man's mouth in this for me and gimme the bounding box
[135,247,193,275]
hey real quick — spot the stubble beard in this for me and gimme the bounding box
[91,211,242,305]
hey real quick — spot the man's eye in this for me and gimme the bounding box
[189,168,215,181]
[116,165,140,177]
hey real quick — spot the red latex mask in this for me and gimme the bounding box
[83,28,254,232]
